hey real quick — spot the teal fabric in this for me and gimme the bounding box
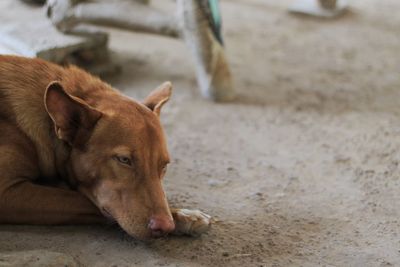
[207,0,223,45]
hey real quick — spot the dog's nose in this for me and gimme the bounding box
[148,216,175,237]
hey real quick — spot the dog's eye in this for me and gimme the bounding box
[115,156,132,166]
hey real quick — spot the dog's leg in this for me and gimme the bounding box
[0,181,105,225]
[0,122,104,225]
[170,208,212,236]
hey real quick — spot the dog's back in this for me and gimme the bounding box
[0,55,116,178]
[0,55,117,121]
[0,56,62,178]
[0,55,58,121]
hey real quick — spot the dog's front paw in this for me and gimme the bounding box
[171,209,212,236]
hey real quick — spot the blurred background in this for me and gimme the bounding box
[1,0,400,266]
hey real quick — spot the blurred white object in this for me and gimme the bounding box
[46,0,234,102]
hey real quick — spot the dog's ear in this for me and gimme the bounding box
[44,81,102,148]
[143,81,172,116]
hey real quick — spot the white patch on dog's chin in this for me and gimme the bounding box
[116,216,153,240]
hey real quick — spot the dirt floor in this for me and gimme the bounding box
[1,0,400,266]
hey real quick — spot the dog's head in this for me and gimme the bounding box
[44,81,174,240]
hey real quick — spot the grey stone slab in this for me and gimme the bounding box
[0,21,107,63]
[0,0,118,75]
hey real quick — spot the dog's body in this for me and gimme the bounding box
[0,55,210,239]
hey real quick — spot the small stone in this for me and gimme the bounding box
[207,179,219,186]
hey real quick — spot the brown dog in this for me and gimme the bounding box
[0,55,210,240]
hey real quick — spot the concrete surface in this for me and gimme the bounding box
[1,0,400,266]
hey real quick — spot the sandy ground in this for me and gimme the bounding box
[1,0,400,266]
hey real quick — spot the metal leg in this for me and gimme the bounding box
[289,0,348,18]
[320,0,337,9]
